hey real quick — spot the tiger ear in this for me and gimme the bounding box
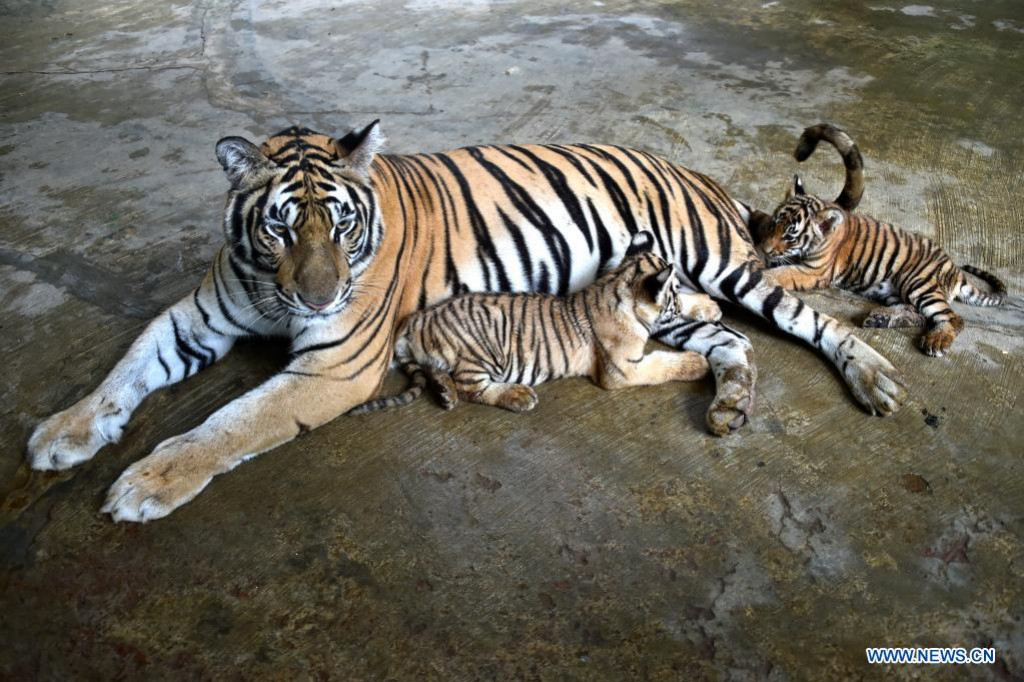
[643,264,676,303]
[335,119,385,177]
[816,208,844,235]
[215,136,277,190]
[625,230,654,257]
[785,174,806,199]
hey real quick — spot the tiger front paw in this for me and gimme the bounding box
[841,337,907,415]
[101,437,213,523]
[28,400,125,470]
[706,364,756,436]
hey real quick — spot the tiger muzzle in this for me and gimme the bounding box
[290,238,349,312]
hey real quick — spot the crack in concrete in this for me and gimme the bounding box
[194,4,211,60]
[767,490,828,565]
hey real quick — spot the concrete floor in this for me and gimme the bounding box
[2,0,1023,679]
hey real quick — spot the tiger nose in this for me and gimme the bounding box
[298,292,336,310]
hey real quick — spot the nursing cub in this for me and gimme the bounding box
[351,231,720,414]
[757,123,1006,357]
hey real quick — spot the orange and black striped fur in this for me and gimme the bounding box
[350,232,720,414]
[30,120,909,522]
[759,123,1006,357]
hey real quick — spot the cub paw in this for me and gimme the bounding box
[920,327,955,357]
[497,385,539,413]
[28,401,123,470]
[676,352,711,381]
[861,311,892,329]
[433,375,459,410]
[862,304,924,329]
[692,301,722,323]
[439,391,459,410]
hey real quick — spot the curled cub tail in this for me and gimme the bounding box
[347,363,428,415]
[959,264,1007,306]
[795,123,865,211]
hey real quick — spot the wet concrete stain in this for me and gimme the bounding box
[900,472,932,494]
[922,407,946,428]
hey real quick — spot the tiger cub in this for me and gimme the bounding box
[757,123,1006,357]
[350,231,721,414]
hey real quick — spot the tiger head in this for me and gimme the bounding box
[215,121,385,318]
[612,232,720,329]
[760,175,846,266]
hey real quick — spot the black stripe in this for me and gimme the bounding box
[761,286,785,320]
[156,347,171,381]
[466,147,571,294]
[507,145,595,252]
[436,152,512,292]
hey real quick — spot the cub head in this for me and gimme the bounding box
[760,175,845,266]
[215,120,385,318]
[613,232,716,329]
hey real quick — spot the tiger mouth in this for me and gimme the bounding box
[766,250,802,267]
[276,286,353,318]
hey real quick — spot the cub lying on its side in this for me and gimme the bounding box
[350,231,721,414]
[757,123,1006,357]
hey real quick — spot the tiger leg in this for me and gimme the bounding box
[652,320,757,436]
[914,298,964,357]
[863,303,927,329]
[596,350,710,389]
[101,320,393,523]
[718,263,906,416]
[28,264,240,471]
[452,368,538,413]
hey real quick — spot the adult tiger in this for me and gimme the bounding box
[27,122,906,522]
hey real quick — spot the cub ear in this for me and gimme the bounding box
[816,208,844,235]
[215,136,277,190]
[785,174,806,199]
[625,230,655,257]
[643,264,676,303]
[335,119,385,177]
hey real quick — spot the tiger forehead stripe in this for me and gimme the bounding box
[262,128,338,162]
[264,136,359,204]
